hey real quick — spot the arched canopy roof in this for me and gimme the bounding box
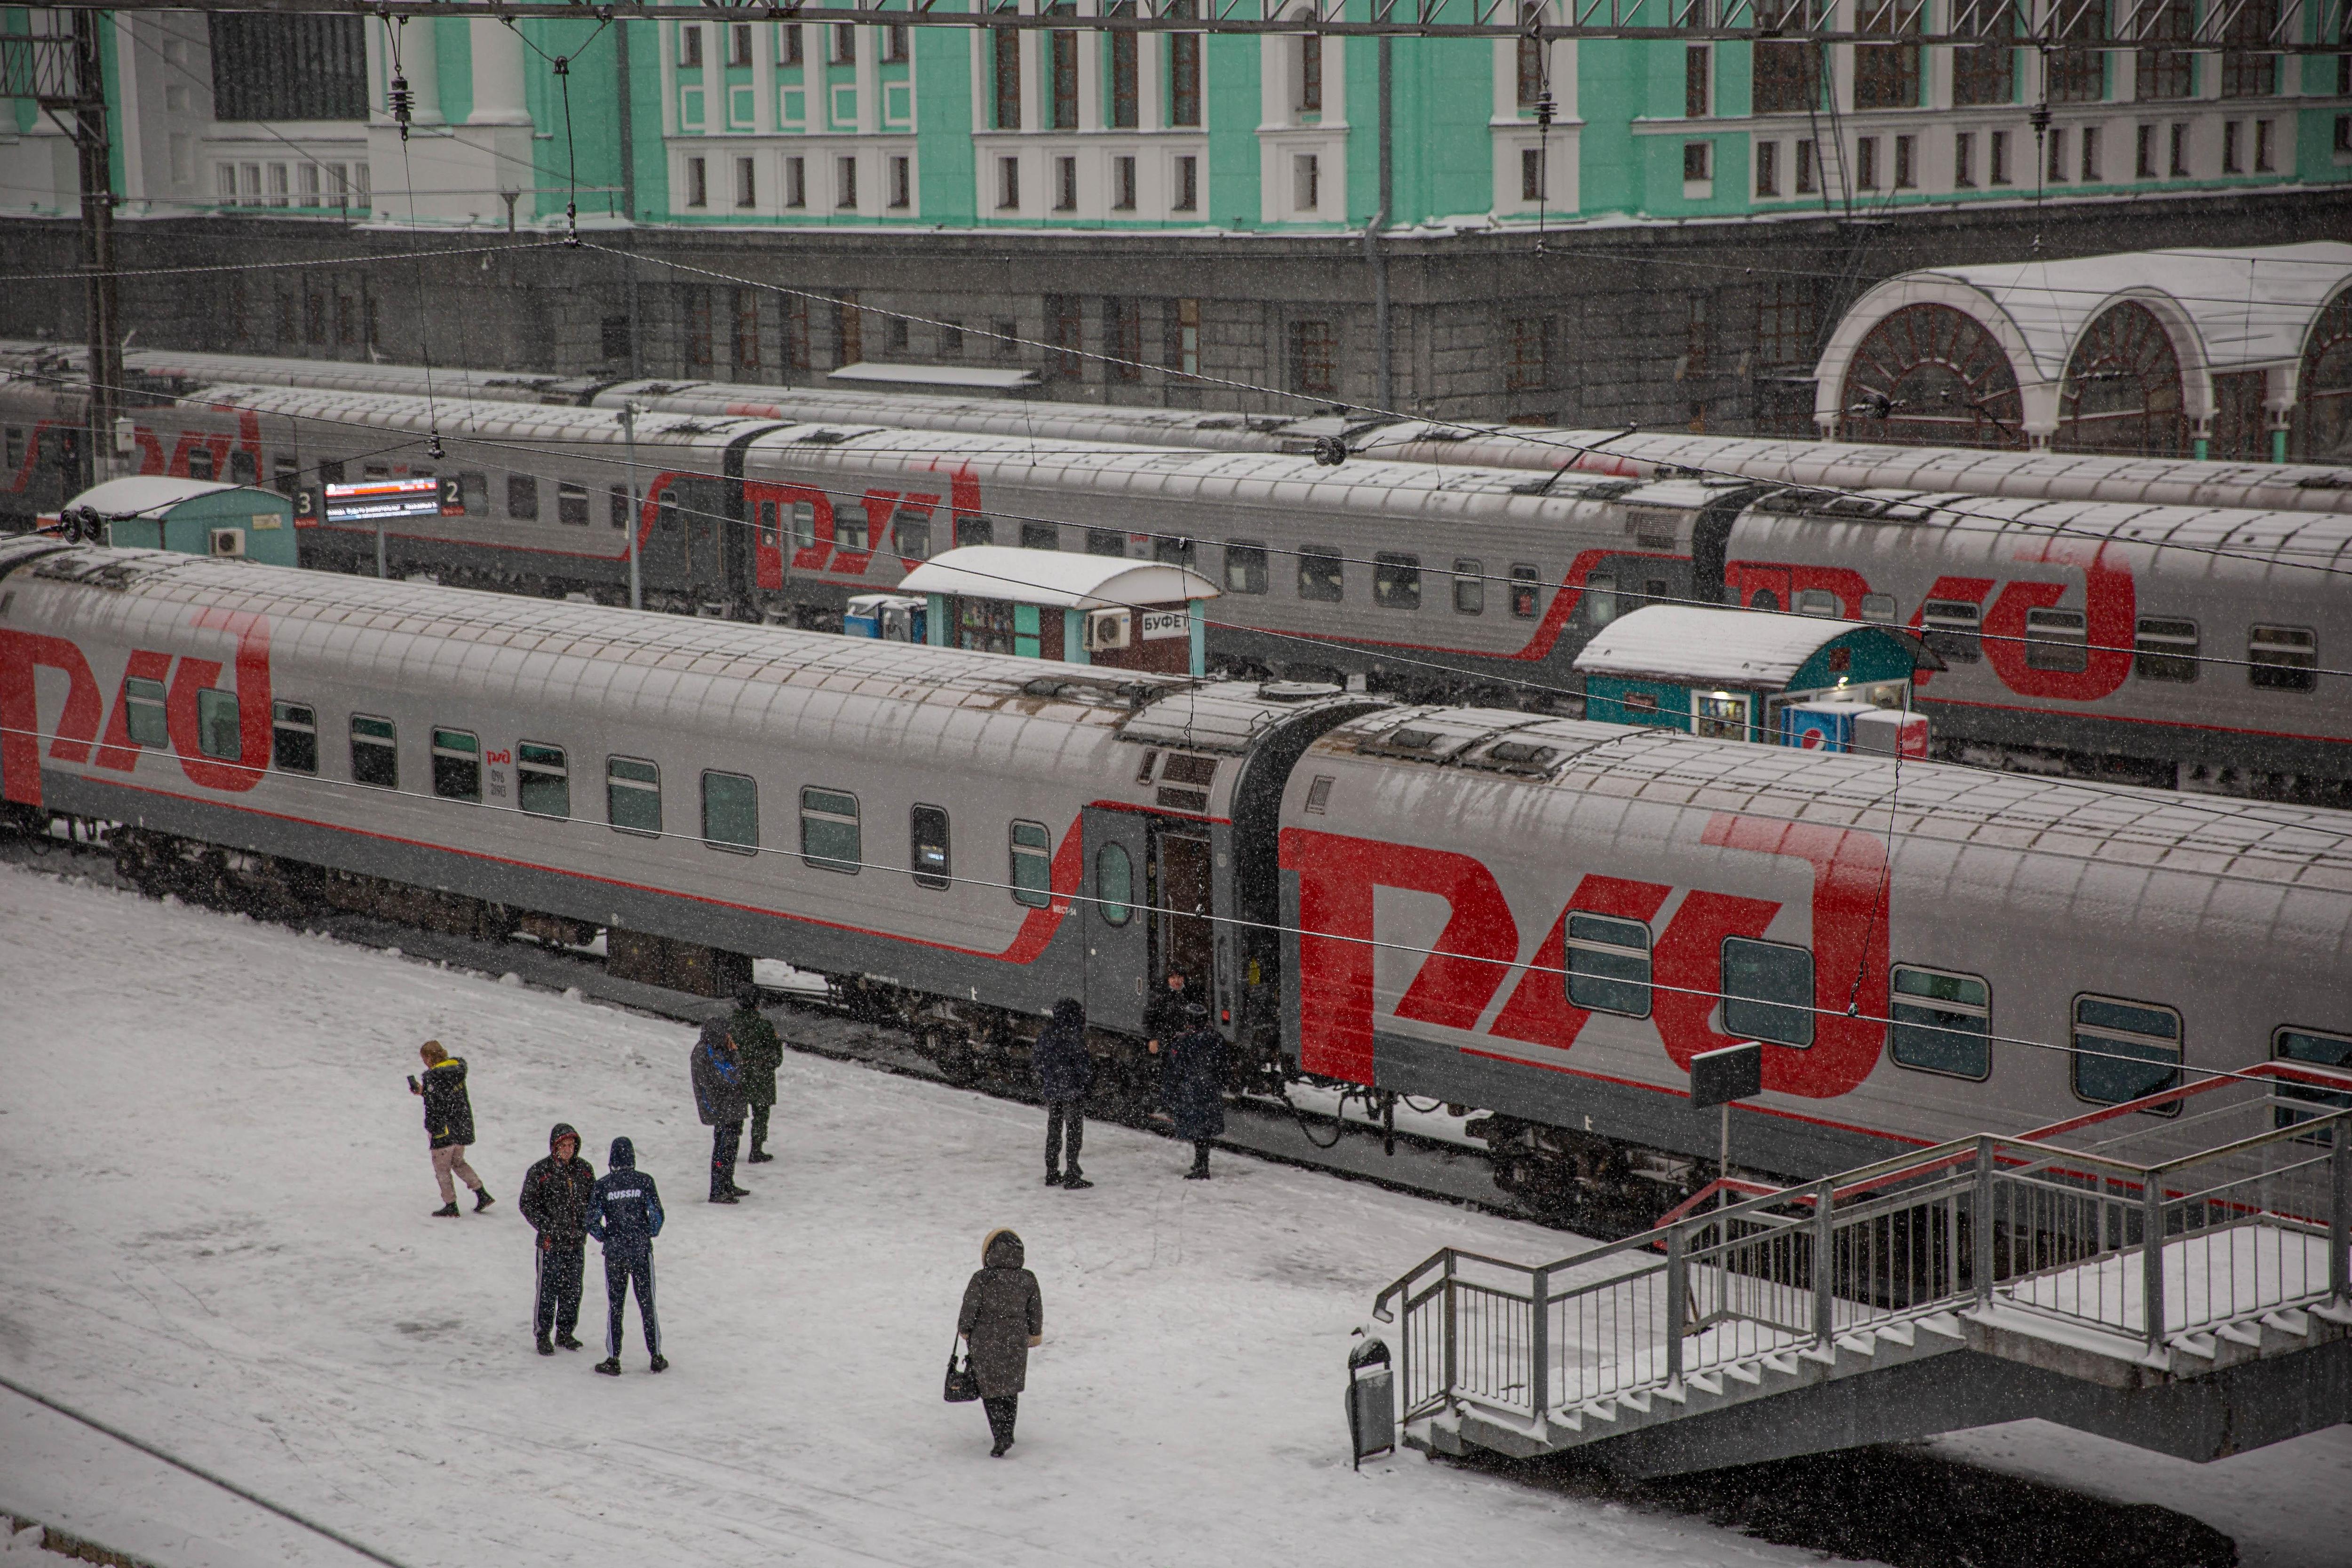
[1816,243,2352,439]
[898,546,1219,610]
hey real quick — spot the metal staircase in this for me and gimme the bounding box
[1374,1064,2352,1478]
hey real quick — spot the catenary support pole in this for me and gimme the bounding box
[72,8,117,489]
[1368,33,1393,413]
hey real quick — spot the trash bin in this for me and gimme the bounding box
[1347,1334,1394,1469]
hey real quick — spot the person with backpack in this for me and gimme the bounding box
[585,1136,666,1376]
[1031,999,1094,1190]
[956,1227,1043,1457]
[519,1123,595,1356]
[408,1041,492,1218]
[689,1019,749,1203]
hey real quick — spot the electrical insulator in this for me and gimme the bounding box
[1534,93,1555,131]
[1312,436,1347,467]
[389,74,413,142]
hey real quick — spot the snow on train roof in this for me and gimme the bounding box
[1322,708,2352,889]
[899,547,1217,608]
[1573,605,1889,686]
[19,548,1191,722]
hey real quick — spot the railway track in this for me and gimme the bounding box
[0,822,1565,1234]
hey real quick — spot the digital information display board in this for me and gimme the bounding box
[316,477,462,524]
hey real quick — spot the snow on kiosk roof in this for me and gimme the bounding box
[1573,604,1939,688]
[66,476,267,517]
[898,546,1220,610]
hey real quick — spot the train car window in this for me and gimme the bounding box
[610,485,632,530]
[2072,995,2181,1107]
[1859,593,1897,623]
[1298,546,1344,602]
[1021,522,1059,551]
[2133,617,2198,682]
[196,690,242,762]
[702,771,757,853]
[1889,965,1990,1079]
[893,506,934,560]
[518,742,570,818]
[317,460,345,486]
[911,804,952,888]
[188,448,216,481]
[3,429,21,471]
[1086,528,1126,557]
[955,515,995,549]
[557,483,590,527]
[2273,1027,2352,1139]
[350,715,398,789]
[2024,606,2089,672]
[1721,937,1813,1046]
[608,757,663,836]
[1453,559,1485,614]
[459,473,489,515]
[508,476,541,522]
[1510,564,1541,619]
[2248,625,2317,693]
[1795,589,1839,617]
[801,788,861,874]
[124,679,169,749]
[1154,535,1197,569]
[1581,573,1617,626]
[791,502,818,549]
[1920,599,1981,663]
[1095,842,1134,925]
[1372,553,1422,611]
[1009,820,1052,907]
[271,701,318,774]
[229,449,257,486]
[271,458,301,497]
[365,465,390,480]
[430,728,481,802]
[835,506,869,553]
[1224,541,1268,594]
[1566,913,1652,1018]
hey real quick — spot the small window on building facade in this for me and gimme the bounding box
[430,727,481,801]
[350,715,397,788]
[608,757,662,836]
[518,742,570,819]
[1756,140,1780,197]
[272,701,318,773]
[703,770,758,852]
[802,788,861,873]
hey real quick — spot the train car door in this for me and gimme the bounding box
[1154,828,1216,999]
[1081,807,1152,1035]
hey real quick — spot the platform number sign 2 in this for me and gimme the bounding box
[438,477,466,517]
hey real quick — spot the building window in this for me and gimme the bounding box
[779,23,803,66]
[736,156,757,208]
[1105,296,1143,380]
[993,29,1020,129]
[833,22,856,63]
[2255,118,2275,172]
[2133,617,2199,682]
[1796,138,1819,193]
[1055,155,1078,211]
[1506,316,1553,392]
[2079,125,2099,181]
[1685,44,1710,117]
[2047,127,2068,183]
[1051,24,1079,129]
[1009,820,1053,907]
[2139,0,2195,101]
[1567,913,1652,1017]
[686,157,708,208]
[1890,966,1990,1079]
[2170,121,2190,177]
[1113,154,1137,211]
[1297,545,1343,602]
[2225,120,2243,173]
[271,701,317,773]
[1523,146,1548,201]
[801,788,862,874]
[1289,319,1336,396]
[1683,141,1711,183]
[837,156,858,209]
[2249,625,2318,692]
[1297,32,1322,113]
[889,155,911,209]
[1754,280,1816,368]
[1224,540,1269,594]
[1954,131,1976,188]
[1173,155,1199,211]
[680,23,704,67]
[206,15,367,122]
[1853,0,1921,109]
[2138,123,2158,177]
[1990,129,2011,184]
[786,156,807,208]
[1952,13,2015,106]
[1294,152,1320,210]
[1518,29,1546,108]
[1169,13,1202,124]
[518,743,570,819]
[2073,995,2182,1106]
[2049,0,2106,103]
[1896,133,1917,187]
[728,22,753,67]
[350,715,396,787]
[1166,297,1200,375]
[1752,3,1819,114]
[998,156,1020,211]
[1047,294,1083,378]
[1721,936,1813,1047]
[1756,139,1781,196]
[884,22,910,62]
[1110,28,1139,127]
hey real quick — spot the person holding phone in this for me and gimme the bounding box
[409,1041,492,1218]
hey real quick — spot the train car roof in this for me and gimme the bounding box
[1312,707,2352,889]
[1748,486,2352,565]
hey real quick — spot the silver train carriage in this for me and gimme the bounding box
[3,540,2346,1220]
[6,338,2352,524]
[19,378,2352,800]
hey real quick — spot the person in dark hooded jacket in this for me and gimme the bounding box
[689,1019,749,1202]
[1031,999,1094,1190]
[956,1228,1044,1457]
[519,1123,596,1355]
[730,985,786,1164]
[1160,1003,1227,1179]
[585,1136,666,1375]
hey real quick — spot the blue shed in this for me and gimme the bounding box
[1573,604,1941,746]
[63,477,298,567]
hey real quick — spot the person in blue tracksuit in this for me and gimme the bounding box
[585,1136,667,1375]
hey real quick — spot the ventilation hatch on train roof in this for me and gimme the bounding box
[777,424,888,445]
[1752,487,1939,521]
[1357,708,1551,762]
[1457,720,1630,777]
[1120,679,1366,753]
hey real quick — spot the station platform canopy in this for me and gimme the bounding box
[1573,605,1939,748]
[61,476,297,566]
[824,361,1042,395]
[1815,242,2352,463]
[897,546,1218,675]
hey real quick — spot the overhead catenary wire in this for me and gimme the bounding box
[1,709,2339,1099]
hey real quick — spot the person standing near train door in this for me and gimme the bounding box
[730,985,785,1165]
[1032,998,1093,1190]
[1160,1003,1227,1180]
[409,1041,493,1218]
[587,1136,666,1376]
[689,1019,749,1203]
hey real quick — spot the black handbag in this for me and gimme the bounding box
[944,1338,980,1403]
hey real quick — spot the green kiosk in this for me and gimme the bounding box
[61,477,299,567]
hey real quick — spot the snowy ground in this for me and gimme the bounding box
[2,860,2348,1568]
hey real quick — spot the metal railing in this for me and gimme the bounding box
[1375,1064,2352,1431]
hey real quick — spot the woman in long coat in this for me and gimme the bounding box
[957,1227,1044,1456]
[1160,1003,1227,1179]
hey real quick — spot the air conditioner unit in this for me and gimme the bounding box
[1085,608,1131,652]
[208,528,246,557]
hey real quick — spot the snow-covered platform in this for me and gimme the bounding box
[1381,1065,2352,1480]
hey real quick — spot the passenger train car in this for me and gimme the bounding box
[4,539,2346,1220]
[7,338,2352,525]
[11,378,2348,802]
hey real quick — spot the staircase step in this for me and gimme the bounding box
[1834,1332,1879,1357]
[2261,1308,2312,1340]
[2216,1321,2263,1349]
[1918,1312,1967,1341]
[1876,1321,1916,1349]
[1683,1372,1723,1396]
[1722,1361,1763,1386]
